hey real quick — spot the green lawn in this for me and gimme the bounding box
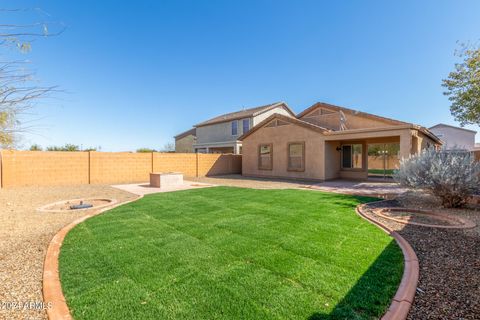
[368,169,395,175]
[60,187,403,320]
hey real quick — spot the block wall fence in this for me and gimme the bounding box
[0,151,242,188]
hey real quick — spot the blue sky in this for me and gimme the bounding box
[4,0,480,151]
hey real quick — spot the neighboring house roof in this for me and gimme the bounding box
[194,102,295,127]
[297,102,409,126]
[174,128,196,140]
[238,113,330,141]
[429,123,477,134]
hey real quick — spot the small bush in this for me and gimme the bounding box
[29,144,42,151]
[47,144,80,151]
[394,147,480,208]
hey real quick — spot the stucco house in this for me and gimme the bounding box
[428,123,476,151]
[191,102,295,154]
[174,128,197,153]
[239,102,442,181]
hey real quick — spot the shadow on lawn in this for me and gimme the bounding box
[308,240,402,320]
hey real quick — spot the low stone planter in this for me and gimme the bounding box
[149,172,183,188]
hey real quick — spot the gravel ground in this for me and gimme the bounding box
[364,191,480,320]
[0,185,136,320]
[2,179,479,319]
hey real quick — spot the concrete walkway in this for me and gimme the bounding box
[191,174,407,198]
[308,180,407,198]
[111,181,214,196]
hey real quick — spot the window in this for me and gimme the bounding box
[231,121,238,136]
[341,144,363,169]
[288,142,305,171]
[242,119,250,134]
[258,144,273,170]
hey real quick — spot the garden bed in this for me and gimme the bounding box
[364,192,480,319]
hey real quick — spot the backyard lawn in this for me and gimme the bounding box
[367,169,395,175]
[59,187,403,320]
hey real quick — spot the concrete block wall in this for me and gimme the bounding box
[0,150,89,187]
[198,154,242,176]
[89,152,152,184]
[367,156,400,170]
[153,153,197,177]
[0,151,242,188]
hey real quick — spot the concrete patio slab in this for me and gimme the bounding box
[308,180,407,198]
[192,174,406,198]
[111,180,214,196]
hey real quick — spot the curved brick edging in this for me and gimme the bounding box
[43,194,144,320]
[356,203,419,320]
[375,207,476,229]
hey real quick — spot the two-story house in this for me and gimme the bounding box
[183,102,295,154]
[429,123,477,151]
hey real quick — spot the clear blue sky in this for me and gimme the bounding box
[4,0,480,151]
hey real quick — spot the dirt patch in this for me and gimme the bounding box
[375,208,474,228]
[38,198,115,212]
[0,185,137,320]
[364,192,480,319]
[381,210,456,225]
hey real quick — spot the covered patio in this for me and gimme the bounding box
[324,125,438,180]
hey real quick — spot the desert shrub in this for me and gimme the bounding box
[394,147,480,208]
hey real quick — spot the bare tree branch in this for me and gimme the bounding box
[0,8,64,148]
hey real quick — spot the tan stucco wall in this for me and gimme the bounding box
[242,122,326,180]
[429,125,475,150]
[252,107,293,126]
[324,141,341,180]
[175,134,195,153]
[196,120,242,144]
[242,122,437,181]
[196,106,293,145]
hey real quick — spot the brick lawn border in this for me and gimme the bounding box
[356,203,419,320]
[43,195,143,320]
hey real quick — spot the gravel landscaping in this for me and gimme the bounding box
[0,185,136,320]
[1,177,479,320]
[363,191,480,319]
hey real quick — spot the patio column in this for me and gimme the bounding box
[233,144,239,154]
[399,130,412,160]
